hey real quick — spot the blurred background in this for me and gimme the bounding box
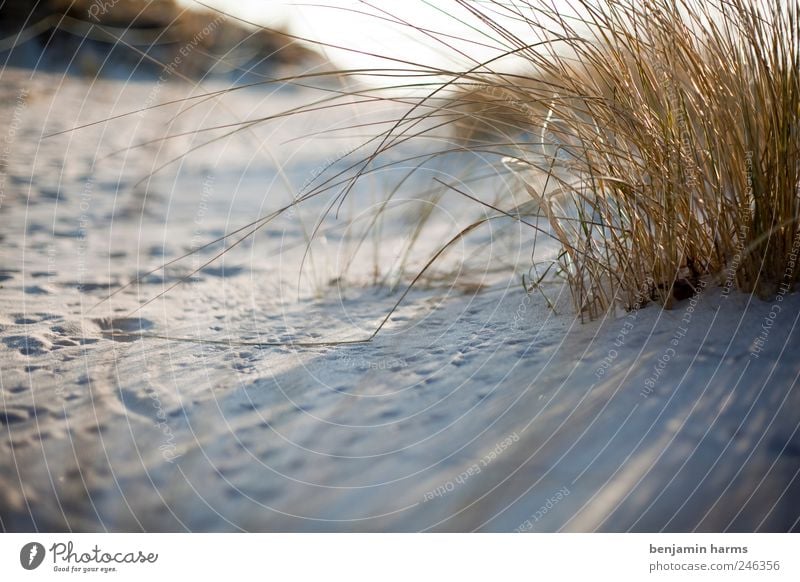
[0,0,578,78]
[0,0,324,81]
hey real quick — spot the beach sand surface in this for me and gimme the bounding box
[1,69,798,532]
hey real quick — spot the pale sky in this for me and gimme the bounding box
[179,0,580,70]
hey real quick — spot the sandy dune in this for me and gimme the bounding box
[1,68,798,532]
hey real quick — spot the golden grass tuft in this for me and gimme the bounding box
[440,0,800,316]
[83,0,800,329]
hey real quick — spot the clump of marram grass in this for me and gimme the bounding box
[246,0,800,321]
[439,0,800,316]
[90,0,800,331]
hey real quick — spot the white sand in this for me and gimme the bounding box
[1,68,798,532]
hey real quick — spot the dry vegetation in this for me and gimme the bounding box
[295,0,799,318]
[69,0,800,325]
[439,0,800,315]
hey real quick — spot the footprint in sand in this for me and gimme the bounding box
[2,335,50,356]
[92,317,154,342]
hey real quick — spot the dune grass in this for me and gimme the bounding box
[73,0,800,331]
[272,0,799,320]
[441,0,800,317]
